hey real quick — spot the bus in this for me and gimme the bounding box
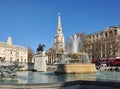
[92,58,120,66]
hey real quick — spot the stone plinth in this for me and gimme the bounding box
[55,63,97,74]
[34,54,47,72]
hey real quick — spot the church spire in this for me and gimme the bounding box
[54,12,64,50]
[57,12,62,31]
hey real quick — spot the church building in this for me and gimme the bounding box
[46,13,65,65]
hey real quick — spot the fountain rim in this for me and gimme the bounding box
[0,80,119,89]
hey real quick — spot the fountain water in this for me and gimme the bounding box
[65,34,90,63]
[63,34,90,64]
[70,34,82,53]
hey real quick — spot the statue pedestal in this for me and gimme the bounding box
[34,53,47,72]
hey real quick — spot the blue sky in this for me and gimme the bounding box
[0,0,120,52]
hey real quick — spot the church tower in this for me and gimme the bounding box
[54,13,65,51]
[46,13,65,65]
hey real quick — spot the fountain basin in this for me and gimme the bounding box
[55,64,97,74]
[0,71,120,89]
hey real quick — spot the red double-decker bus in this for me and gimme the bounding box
[92,58,120,66]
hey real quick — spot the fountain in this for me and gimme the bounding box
[0,60,24,80]
[55,34,97,74]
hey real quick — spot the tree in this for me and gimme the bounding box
[36,44,45,54]
[28,47,34,63]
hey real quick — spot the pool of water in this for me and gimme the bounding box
[0,71,120,84]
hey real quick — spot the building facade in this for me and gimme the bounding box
[0,36,28,63]
[46,13,65,65]
[84,26,120,61]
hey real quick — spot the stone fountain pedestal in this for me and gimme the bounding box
[55,52,97,74]
[55,63,97,74]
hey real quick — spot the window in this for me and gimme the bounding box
[105,32,107,38]
[11,51,12,55]
[25,59,26,63]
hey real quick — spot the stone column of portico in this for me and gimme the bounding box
[55,53,57,63]
[48,55,50,64]
[100,44,103,58]
[53,53,55,63]
[47,55,49,64]
[50,55,52,64]
[53,54,55,63]
[52,55,53,64]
